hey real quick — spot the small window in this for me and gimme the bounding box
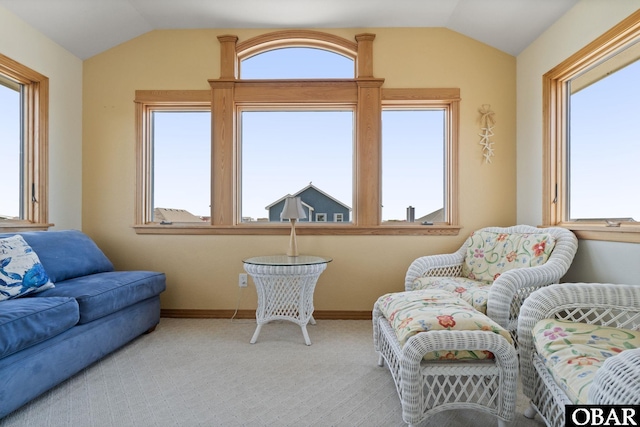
[334,213,344,222]
[381,109,446,223]
[316,213,327,222]
[151,110,210,223]
[134,92,212,227]
[241,47,354,79]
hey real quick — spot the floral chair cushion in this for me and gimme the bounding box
[376,289,512,361]
[533,318,640,404]
[461,231,557,283]
[411,276,490,314]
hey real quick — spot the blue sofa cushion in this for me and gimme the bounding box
[34,271,166,324]
[0,297,79,358]
[9,230,115,283]
[0,235,55,300]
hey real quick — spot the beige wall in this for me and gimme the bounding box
[0,5,83,230]
[516,1,640,285]
[82,27,517,312]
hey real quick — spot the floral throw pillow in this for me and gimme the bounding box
[0,235,54,301]
[461,231,557,283]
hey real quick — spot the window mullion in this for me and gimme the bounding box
[355,79,383,226]
[210,81,236,225]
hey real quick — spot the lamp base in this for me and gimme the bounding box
[287,218,299,257]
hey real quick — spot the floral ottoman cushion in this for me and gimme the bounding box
[375,289,512,360]
[411,276,491,314]
[533,318,640,404]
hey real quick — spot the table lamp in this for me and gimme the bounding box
[281,196,306,256]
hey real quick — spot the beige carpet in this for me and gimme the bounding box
[0,319,545,427]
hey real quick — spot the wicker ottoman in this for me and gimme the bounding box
[373,290,518,427]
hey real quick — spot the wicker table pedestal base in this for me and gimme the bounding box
[243,255,331,346]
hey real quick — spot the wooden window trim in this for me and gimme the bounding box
[134,32,461,236]
[543,10,640,243]
[134,90,211,226]
[381,88,460,228]
[0,53,50,232]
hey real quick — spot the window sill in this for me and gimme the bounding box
[133,223,461,236]
[554,222,640,243]
[0,222,53,232]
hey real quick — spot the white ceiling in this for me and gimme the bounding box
[0,0,578,60]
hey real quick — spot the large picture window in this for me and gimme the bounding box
[543,10,640,242]
[240,109,353,223]
[135,31,460,235]
[0,54,49,231]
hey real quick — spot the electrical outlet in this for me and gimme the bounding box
[238,273,248,288]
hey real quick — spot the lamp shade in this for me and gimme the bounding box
[281,196,306,220]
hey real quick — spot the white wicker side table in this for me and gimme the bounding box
[243,255,331,346]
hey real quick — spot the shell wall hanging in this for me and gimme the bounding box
[478,104,495,163]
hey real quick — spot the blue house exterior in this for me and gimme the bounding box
[266,184,351,222]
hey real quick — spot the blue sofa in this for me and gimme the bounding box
[0,230,165,418]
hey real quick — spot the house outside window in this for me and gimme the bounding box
[265,183,349,223]
[0,54,49,231]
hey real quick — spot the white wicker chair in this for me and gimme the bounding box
[404,225,578,345]
[518,283,640,427]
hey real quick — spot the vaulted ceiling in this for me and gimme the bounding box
[0,0,578,60]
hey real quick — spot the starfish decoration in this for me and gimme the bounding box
[478,126,494,148]
[482,141,495,163]
[477,105,496,164]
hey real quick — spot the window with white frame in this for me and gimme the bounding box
[334,213,344,222]
[0,54,49,230]
[316,213,327,222]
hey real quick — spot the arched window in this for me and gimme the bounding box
[241,47,354,79]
